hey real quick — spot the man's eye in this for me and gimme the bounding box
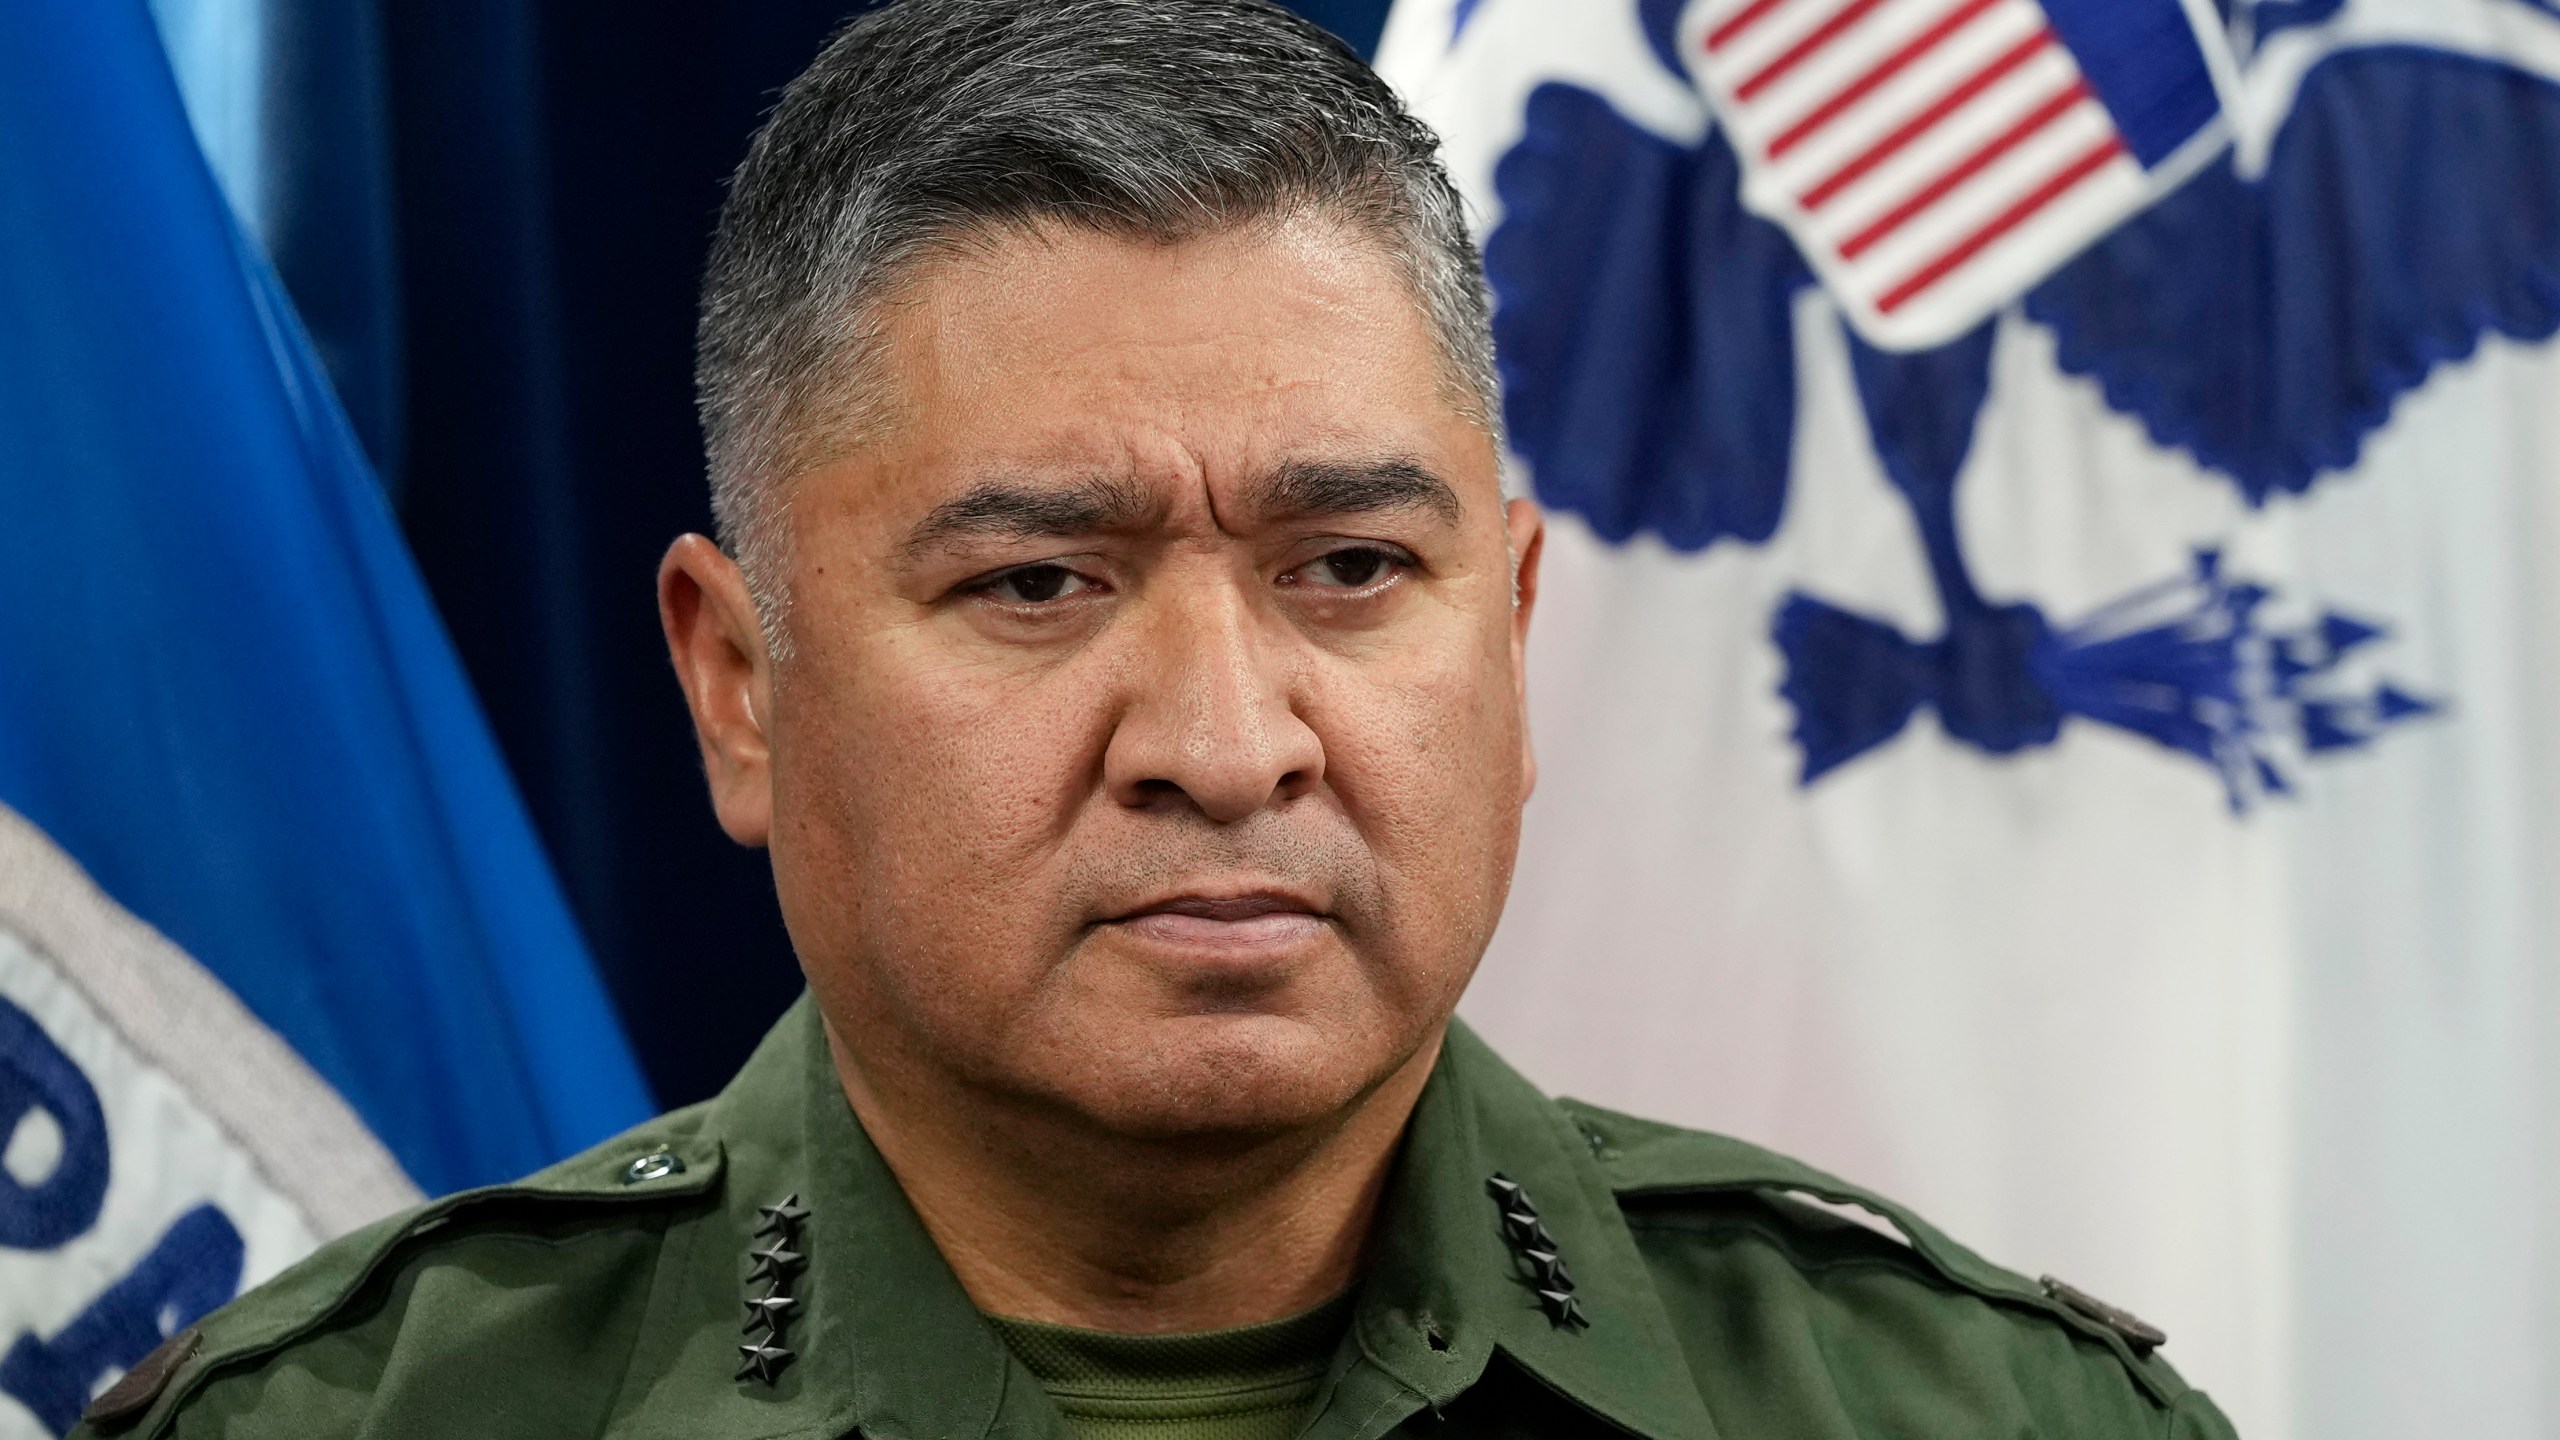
[978,564,1093,605]
[1293,546,1406,591]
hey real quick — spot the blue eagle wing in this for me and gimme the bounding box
[2027,45,2560,503]
[1486,81,1811,550]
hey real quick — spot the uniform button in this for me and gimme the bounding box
[622,1149,685,1184]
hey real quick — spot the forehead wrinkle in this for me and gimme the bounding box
[1242,458,1464,527]
[899,474,1163,562]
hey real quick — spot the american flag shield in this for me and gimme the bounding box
[1677,0,2238,349]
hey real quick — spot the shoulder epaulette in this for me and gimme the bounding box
[79,1106,728,1438]
[1556,1096,2190,1409]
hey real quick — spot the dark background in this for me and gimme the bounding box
[334,0,1395,1107]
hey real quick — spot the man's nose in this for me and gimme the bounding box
[1102,579,1324,823]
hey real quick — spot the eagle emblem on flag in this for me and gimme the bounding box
[1377,0,2560,809]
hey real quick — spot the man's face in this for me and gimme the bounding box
[665,214,1541,1141]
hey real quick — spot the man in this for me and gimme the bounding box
[74,2,2239,1437]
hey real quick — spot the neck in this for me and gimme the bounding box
[825,1022,1441,1334]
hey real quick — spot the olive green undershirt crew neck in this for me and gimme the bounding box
[983,1294,1357,1440]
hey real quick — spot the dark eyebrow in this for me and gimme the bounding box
[1249,459,1463,525]
[901,476,1159,559]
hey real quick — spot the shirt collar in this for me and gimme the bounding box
[611,994,1047,1440]
[766,994,1050,1440]
[624,997,1715,1440]
[1333,1020,1719,1440]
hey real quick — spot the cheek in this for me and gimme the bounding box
[769,623,1116,1003]
[1317,620,1525,944]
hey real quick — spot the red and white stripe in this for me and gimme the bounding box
[1681,0,2158,345]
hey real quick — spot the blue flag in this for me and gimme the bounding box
[0,3,652,1431]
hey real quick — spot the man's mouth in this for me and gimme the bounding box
[1104,891,1329,950]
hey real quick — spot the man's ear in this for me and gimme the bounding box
[1504,498,1544,801]
[659,534,775,846]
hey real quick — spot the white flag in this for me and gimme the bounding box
[1382,2,2560,1437]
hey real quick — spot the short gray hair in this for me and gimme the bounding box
[695,0,1496,641]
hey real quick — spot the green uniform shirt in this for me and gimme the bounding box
[72,994,2241,1440]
